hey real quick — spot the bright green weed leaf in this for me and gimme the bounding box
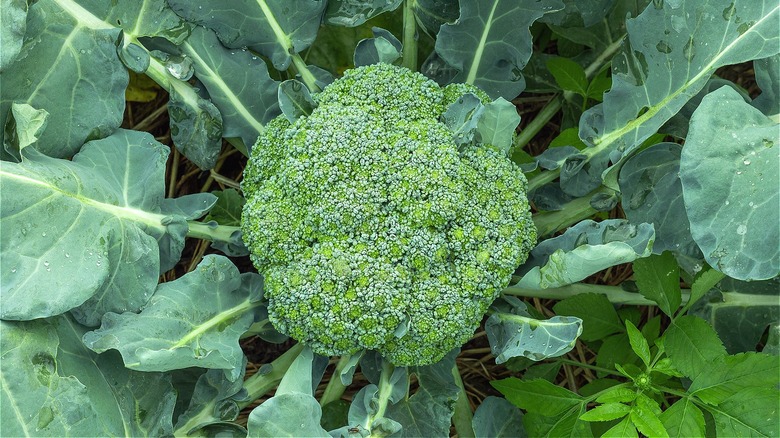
[680,86,779,280]
[707,387,780,437]
[633,251,682,316]
[596,386,637,404]
[547,57,588,96]
[523,405,593,437]
[491,378,583,416]
[684,268,726,312]
[630,394,667,438]
[664,316,727,380]
[602,416,638,438]
[625,320,651,367]
[553,293,624,341]
[689,352,780,405]
[580,403,632,422]
[659,398,705,438]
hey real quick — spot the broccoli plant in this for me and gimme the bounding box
[0,0,778,437]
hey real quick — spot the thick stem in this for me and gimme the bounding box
[186,221,241,244]
[531,188,604,237]
[238,343,305,410]
[366,359,396,437]
[451,362,475,438]
[502,283,691,307]
[320,355,352,406]
[402,0,418,70]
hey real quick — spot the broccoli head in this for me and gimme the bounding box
[241,63,536,366]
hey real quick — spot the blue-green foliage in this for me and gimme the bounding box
[241,63,536,366]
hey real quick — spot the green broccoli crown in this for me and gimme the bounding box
[241,63,536,366]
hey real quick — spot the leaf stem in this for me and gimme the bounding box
[319,354,352,406]
[237,343,305,409]
[451,362,475,438]
[402,0,418,70]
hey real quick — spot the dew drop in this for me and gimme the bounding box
[736,224,747,235]
[743,159,751,165]
[43,261,49,268]
[41,232,47,237]
[11,268,16,273]
[64,252,70,258]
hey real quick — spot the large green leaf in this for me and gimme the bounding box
[173,367,248,436]
[619,143,699,257]
[412,0,460,36]
[83,255,263,381]
[472,396,527,438]
[0,318,176,437]
[753,54,780,115]
[0,320,102,437]
[689,352,780,405]
[0,130,216,324]
[0,0,126,160]
[573,1,780,193]
[167,0,326,71]
[435,0,564,99]
[0,0,26,70]
[487,297,582,363]
[386,351,461,437]
[51,315,177,436]
[540,0,616,28]
[680,86,779,280]
[517,219,654,289]
[179,26,280,149]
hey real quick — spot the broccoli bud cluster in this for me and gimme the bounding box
[241,63,536,366]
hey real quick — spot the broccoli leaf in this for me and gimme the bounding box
[566,1,780,197]
[324,0,403,27]
[0,0,26,70]
[487,297,582,363]
[179,25,281,149]
[435,0,564,99]
[168,0,326,71]
[0,0,126,160]
[471,396,527,438]
[0,317,177,437]
[680,86,779,280]
[354,27,403,67]
[83,256,262,381]
[517,219,654,289]
[0,130,216,324]
[619,142,699,258]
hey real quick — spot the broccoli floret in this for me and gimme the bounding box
[241,63,536,366]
